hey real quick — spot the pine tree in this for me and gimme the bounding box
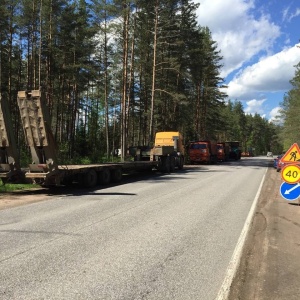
[187,26,226,140]
[280,62,300,147]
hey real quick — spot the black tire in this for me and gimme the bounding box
[61,175,73,186]
[170,156,176,172]
[164,157,171,173]
[178,156,184,170]
[112,168,122,182]
[159,156,171,173]
[98,168,111,185]
[83,169,98,188]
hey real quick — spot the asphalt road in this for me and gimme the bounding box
[0,157,268,300]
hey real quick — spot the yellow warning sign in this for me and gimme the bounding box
[281,164,300,184]
[280,143,300,164]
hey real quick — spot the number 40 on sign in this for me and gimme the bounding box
[281,164,300,184]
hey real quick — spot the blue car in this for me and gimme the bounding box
[273,157,278,168]
[274,154,284,172]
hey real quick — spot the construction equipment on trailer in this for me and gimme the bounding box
[16,90,184,187]
[0,95,24,183]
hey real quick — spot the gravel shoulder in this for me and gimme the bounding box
[228,166,300,300]
[0,188,52,210]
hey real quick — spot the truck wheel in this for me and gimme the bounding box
[178,156,184,170]
[170,156,175,172]
[98,168,111,185]
[163,157,171,173]
[83,169,98,188]
[112,168,122,182]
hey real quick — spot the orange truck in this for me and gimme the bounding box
[188,140,218,164]
[217,142,230,161]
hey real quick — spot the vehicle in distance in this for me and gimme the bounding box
[188,140,217,164]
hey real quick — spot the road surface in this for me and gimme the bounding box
[0,157,268,299]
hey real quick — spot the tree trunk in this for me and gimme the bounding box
[121,1,129,161]
[149,0,159,144]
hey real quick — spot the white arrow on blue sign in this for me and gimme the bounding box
[280,182,300,201]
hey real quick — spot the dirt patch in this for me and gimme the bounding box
[0,188,54,210]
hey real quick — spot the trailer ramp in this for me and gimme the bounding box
[0,94,24,183]
[17,90,59,185]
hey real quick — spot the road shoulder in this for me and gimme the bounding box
[228,166,300,299]
[0,188,52,210]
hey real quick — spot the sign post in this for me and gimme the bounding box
[279,143,300,204]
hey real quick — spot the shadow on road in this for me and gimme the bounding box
[0,157,272,198]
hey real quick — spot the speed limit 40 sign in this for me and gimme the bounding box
[281,164,300,184]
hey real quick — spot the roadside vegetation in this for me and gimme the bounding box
[1,0,296,194]
[278,62,300,150]
[0,179,37,193]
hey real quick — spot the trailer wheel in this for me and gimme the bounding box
[61,175,73,186]
[112,168,122,182]
[83,169,98,188]
[98,168,111,185]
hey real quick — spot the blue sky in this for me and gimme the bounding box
[195,0,300,123]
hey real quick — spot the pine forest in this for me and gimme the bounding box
[0,0,297,165]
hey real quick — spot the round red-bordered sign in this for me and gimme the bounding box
[281,164,300,184]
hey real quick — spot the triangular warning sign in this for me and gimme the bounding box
[280,143,300,163]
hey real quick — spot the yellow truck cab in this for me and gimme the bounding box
[151,131,185,172]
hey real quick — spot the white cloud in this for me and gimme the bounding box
[226,43,300,100]
[195,0,281,77]
[195,0,300,121]
[287,8,300,22]
[269,106,280,117]
[269,106,282,123]
[282,5,291,22]
[244,99,266,115]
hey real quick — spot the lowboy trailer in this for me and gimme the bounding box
[14,90,184,187]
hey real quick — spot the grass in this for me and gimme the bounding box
[0,180,38,193]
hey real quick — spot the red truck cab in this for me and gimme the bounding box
[189,140,217,164]
[217,142,229,161]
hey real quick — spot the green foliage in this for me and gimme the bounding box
[0,0,284,163]
[220,100,283,155]
[279,62,300,147]
[0,180,38,192]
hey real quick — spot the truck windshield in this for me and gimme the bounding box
[190,144,207,149]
